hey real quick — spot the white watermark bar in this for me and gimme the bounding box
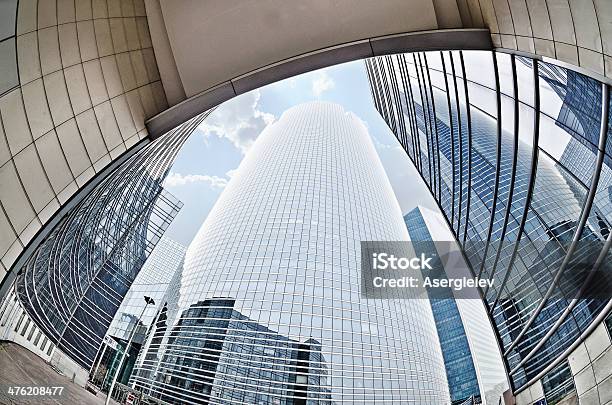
[371,275,493,290]
[361,241,487,299]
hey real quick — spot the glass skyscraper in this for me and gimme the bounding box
[12,111,211,372]
[366,51,611,399]
[91,236,187,389]
[107,236,187,345]
[404,207,480,404]
[131,102,449,403]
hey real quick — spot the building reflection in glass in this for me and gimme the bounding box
[13,112,211,371]
[91,236,187,388]
[134,298,331,405]
[366,51,611,394]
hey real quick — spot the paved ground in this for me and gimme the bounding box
[0,341,117,405]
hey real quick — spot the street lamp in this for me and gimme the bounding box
[105,296,155,405]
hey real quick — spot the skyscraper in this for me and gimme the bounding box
[91,236,187,389]
[404,207,480,404]
[366,51,611,403]
[135,297,332,404]
[9,111,211,381]
[106,237,187,345]
[404,206,507,404]
[132,102,450,403]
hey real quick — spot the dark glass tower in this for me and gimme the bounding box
[404,207,481,404]
[135,298,332,405]
[366,51,611,397]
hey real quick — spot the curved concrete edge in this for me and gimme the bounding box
[496,47,612,89]
[146,28,492,139]
[145,0,187,106]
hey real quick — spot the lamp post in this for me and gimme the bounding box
[105,296,155,405]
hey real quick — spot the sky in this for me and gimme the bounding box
[163,60,438,246]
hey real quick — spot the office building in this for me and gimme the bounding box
[106,236,187,345]
[1,1,612,402]
[9,112,209,382]
[367,51,612,403]
[131,102,450,404]
[404,206,507,404]
[135,297,331,404]
[2,0,606,298]
[91,236,187,389]
[405,207,481,404]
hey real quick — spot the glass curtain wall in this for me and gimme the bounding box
[404,207,481,404]
[14,111,212,370]
[366,51,612,392]
[130,102,450,404]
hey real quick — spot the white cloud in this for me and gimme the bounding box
[164,172,229,188]
[312,71,335,98]
[199,90,275,154]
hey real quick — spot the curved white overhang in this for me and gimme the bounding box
[146,28,493,138]
[145,0,612,138]
[143,0,488,137]
[151,0,463,99]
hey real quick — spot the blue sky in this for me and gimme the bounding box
[163,60,438,246]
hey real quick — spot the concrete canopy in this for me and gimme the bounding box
[145,0,493,136]
[145,0,612,138]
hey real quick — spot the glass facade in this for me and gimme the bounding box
[106,236,187,345]
[13,112,211,371]
[404,207,480,404]
[366,51,612,393]
[91,336,141,390]
[90,236,187,388]
[131,102,449,403]
[540,360,576,405]
[136,297,332,404]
